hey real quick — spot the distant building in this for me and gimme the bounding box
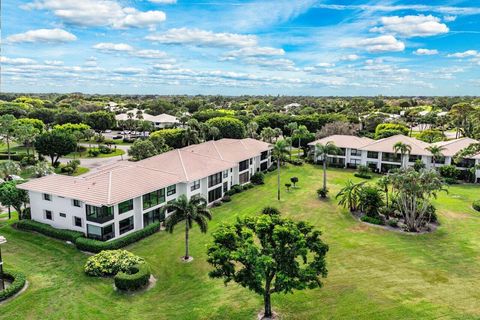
[115,109,179,129]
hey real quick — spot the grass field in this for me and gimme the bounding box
[65,148,125,159]
[1,165,480,319]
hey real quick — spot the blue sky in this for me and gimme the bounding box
[2,0,480,95]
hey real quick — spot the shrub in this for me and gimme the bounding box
[114,263,151,291]
[387,219,399,228]
[261,207,280,215]
[98,145,113,154]
[84,250,144,277]
[287,158,303,166]
[230,184,243,194]
[290,177,299,187]
[473,200,480,212]
[212,201,222,207]
[242,183,254,190]
[285,183,292,191]
[88,149,100,157]
[0,270,26,301]
[250,172,265,185]
[361,215,384,225]
[317,188,329,198]
[221,195,231,202]
[354,172,372,179]
[20,155,37,167]
[439,165,460,180]
[16,219,84,242]
[267,164,277,172]
[75,222,160,253]
[444,177,459,185]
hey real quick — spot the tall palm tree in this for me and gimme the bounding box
[336,180,366,212]
[393,142,412,168]
[182,126,200,146]
[246,121,259,139]
[272,140,290,201]
[425,145,445,170]
[208,126,220,141]
[315,142,341,196]
[292,125,310,156]
[163,195,212,261]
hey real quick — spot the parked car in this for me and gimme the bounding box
[112,135,122,140]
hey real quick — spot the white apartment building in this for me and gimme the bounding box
[115,109,180,129]
[309,134,480,182]
[19,138,272,241]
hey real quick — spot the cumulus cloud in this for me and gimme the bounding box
[370,15,449,37]
[316,62,335,67]
[339,54,360,61]
[0,56,37,65]
[414,48,439,55]
[447,50,479,58]
[93,42,134,52]
[22,0,166,29]
[44,60,64,65]
[6,28,77,43]
[342,35,405,53]
[224,46,285,58]
[132,49,168,59]
[146,28,258,47]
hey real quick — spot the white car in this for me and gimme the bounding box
[104,129,112,133]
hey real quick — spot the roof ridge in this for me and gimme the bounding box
[211,141,224,160]
[177,149,189,181]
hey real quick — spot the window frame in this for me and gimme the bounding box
[190,180,200,192]
[43,193,52,201]
[167,185,176,196]
[118,199,134,214]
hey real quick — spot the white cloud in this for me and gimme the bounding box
[44,60,64,65]
[132,49,168,59]
[447,50,479,58]
[93,42,134,52]
[314,4,480,16]
[224,46,285,58]
[146,28,258,47]
[443,15,457,22]
[113,67,144,74]
[0,56,37,65]
[149,0,176,3]
[370,15,449,37]
[22,0,166,29]
[340,54,360,61]
[342,35,405,53]
[6,28,77,43]
[414,48,439,55]
[316,62,335,67]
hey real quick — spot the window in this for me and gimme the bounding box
[45,210,53,220]
[119,216,134,235]
[118,199,133,214]
[261,162,268,171]
[208,172,222,188]
[382,152,401,163]
[250,159,253,165]
[86,205,114,223]
[74,217,82,227]
[239,172,250,184]
[142,189,165,210]
[239,160,249,171]
[191,180,201,191]
[73,199,81,207]
[87,224,115,241]
[43,193,52,201]
[143,208,165,227]
[59,212,66,218]
[261,151,268,161]
[208,186,222,203]
[350,149,361,157]
[223,182,228,193]
[409,155,422,163]
[223,170,228,178]
[167,185,176,196]
[166,200,176,214]
[367,151,379,159]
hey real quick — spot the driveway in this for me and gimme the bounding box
[59,143,131,171]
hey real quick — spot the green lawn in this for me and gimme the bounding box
[65,148,125,159]
[1,165,480,319]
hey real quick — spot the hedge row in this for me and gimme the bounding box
[0,270,26,301]
[16,220,84,243]
[75,222,161,253]
[473,200,480,212]
[114,263,151,291]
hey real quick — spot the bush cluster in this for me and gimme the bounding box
[0,270,26,301]
[114,264,151,291]
[473,200,480,212]
[84,250,144,277]
[75,222,160,253]
[354,172,372,179]
[286,158,303,166]
[16,220,83,242]
[221,195,231,202]
[361,215,384,225]
[250,172,265,185]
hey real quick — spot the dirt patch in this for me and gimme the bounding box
[441,210,471,220]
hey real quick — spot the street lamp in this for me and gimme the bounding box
[0,236,6,291]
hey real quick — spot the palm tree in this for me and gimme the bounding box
[260,127,276,143]
[163,195,212,261]
[376,176,390,207]
[272,140,290,201]
[315,142,341,196]
[336,180,366,212]
[425,145,445,170]
[0,160,21,181]
[246,121,259,139]
[208,126,220,141]
[292,125,310,156]
[182,126,200,146]
[393,142,412,168]
[135,110,144,120]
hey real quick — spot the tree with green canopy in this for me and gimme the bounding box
[34,130,77,166]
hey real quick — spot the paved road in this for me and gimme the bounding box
[59,143,131,171]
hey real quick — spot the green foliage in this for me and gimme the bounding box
[53,123,91,135]
[128,139,158,161]
[473,200,480,212]
[317,187,329,198]
[28,108,57,124]
[149,128,185,148]
[192,109,234,122]
[0,180,29,219]
[417,129,446,143]
[354,165,372,179]
[85,111,116,131]
[413,159,426,172]
[55,110,84,125]
[374,123,409,139]
[84,250,144,277]
[15,118,45,132]
[205,117,246,139]
[75,222,160,253]
[0,270,26,301]
[439,165,461,180]
[207,208,328,318]
[35,130,77,166]
[250,172,265,185]
[358,186,384,217]
[114,263,151,291]
[60,159,81,175]
[290,176,299,187]
[361,215,384,225]
[16,219,84,242]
